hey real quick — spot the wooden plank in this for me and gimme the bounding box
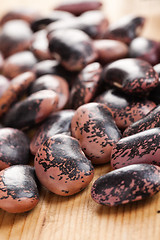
[0,0,160,239]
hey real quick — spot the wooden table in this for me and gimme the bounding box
[0,1,160,239]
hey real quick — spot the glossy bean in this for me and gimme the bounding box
[34,134,94,196]
[0,165,39,213]
[111,128,160,169]
[91,164,160,206]
[30,109,75,155]
[71,102,121,164]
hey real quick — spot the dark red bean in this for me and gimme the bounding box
[34,134,94,196]
[29,74,69,110]
[54,0,102,16]
[0,72,35,118]
[94,39,128,64]
[2,51,38,79]
[91,164,160,206]
[31,10,74,32]
[103,58,159,94]
[129,37,160,65]
[104,15,145,44]
[0,8,42,25]
[0,165,39,213]
[0,20,33,58]
[31,30,52,60]
[3,89,59,129]
[48,29,98,71]
[0,128,30,170]
[111,128,160,169]
[95,88,156,129]
[30,109,75,155]
[0,75,10,97]
[69,62,102,109]
[123,106,160,137]
[71,102,121,164]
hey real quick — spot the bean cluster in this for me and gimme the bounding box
[0,0,160,213]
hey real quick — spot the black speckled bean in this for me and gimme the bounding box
[95,88,156,129]
[104,15,145,44]
[149,63,160,104]
[0,165,39,213]
[0,20,33,58]
[3,89,59,129]
[111,128,160,169]
[0,72,36,118]
[91,164,160,206]
[69,62,102,109]
[30,109,75,155]
[2,51,38,79]
[71,102,121,164]
[29,74,69,110]
[0,75,10,97]
[34,134,94,196]
[48,29,98,71]
[103,58,159,94]
[0,128,30,170]
[129,37,160,65]
[123,106,160,137]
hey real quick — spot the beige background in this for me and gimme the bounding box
[0,0,160,239]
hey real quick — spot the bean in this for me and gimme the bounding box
[91,164,160,206]
[123,105,160,137]
[29,74,69,110]
[104,15,145,44]
[48,29,98,71]
[129,37,160,65]
[34,134,94,196]
[54,0,102,16]
[111,128,160,169]
[2,51,38,79]
[0,20,33,58]
[3,89,59,129]
[71,102,121,164]
[69,62,102,109]
[95,88,156,129]
[103,58,159,94]
[0,165,39,213]
[30,109,75,155]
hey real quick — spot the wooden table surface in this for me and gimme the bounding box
[0,0,160,239]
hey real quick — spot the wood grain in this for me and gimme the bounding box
[0,0,160,239]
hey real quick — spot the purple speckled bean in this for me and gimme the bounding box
[123,105,160,137]
[71,102,121,164]
[129,37,160,65]
[95,88,156,129]
[103,58,159,94]
[30,109,75,155]
[48,29,98,71]
[3,89,59,129]
[111,128,160,169]
[34,134,94,196]
[91,164,160,206]
[2,51,38,79]
[69,62,102,109]
[0,165,39,213]
[0,20,33,58]
[104,15,145,44]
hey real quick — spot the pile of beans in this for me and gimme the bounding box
[0,0,160,213]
